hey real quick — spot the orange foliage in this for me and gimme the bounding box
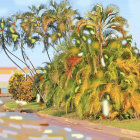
[67,56,83,67]
[66,56,83,78]
[17,76,34,102]
[40,76,43,80]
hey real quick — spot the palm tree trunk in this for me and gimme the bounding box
[50,43,59,53]
[98,27,104,67]
[44,38,52,63]
[99,42,103,59]
[5,44,36,77]
[20,47,34,76]
[2,37,35,76]
[20,42,36,76]
[2,34,43,100]
[20,42,38,75]
[2,35,27,75]
[20,45,45,101]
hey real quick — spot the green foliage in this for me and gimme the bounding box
[3,1,140,120]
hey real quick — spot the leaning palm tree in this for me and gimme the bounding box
[9,13,37,77]
[76,4,128,67]
[0,17,29,75]
[0,13,43,101]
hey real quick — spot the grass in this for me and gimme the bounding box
[90,119,140,131]
[39,108,79,119]
[4,101,19,110]
[4,101,46,111]
[4,101,140,131]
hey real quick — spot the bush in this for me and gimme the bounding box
[8,73,25,100]
[8,73,34,102]
[17,76,34,102]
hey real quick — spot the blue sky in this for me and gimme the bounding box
[0,0,139,68]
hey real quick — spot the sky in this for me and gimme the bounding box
[0,0,139,68]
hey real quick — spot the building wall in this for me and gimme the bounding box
[0,67,41,94]
[0,67,18,94]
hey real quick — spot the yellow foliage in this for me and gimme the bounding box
[8,73,25,100]
[53,70,59,84]
[115,58,140,77]
[75,66,91,106]
[69,47,79,54]
[96,70,104,79]
[93,41,99,50]
[51,35,57,42]
[36,70,42,73]
[126,74,139,88]
[44,85,49,95]
[110,41,118,49]
[75,93,82,107]
[21,22,27,32]
[109,112,119,119]
[59,23,66,32]
[130,98,140,115]
[88,90,96,100]
[123,90,140,115]
[88,81,105,100]
[18,77,33,102]
[89,96,101,114]
[76,65,90,85]
[103,83,112,93]
[124,99,131,110]
[111,86,122,110]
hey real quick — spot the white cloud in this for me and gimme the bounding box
[14,0,48,6]
[0,8,8,16]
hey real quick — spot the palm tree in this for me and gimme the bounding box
[27,4,55,63]
[49,0,80,49]
[0,17,28,75]
[0,14,43,101]
[9,13,37,77]
[76,4,128,67]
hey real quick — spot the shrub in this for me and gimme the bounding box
[17,76,34,102]
[8,73,25,100]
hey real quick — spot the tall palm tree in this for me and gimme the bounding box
[9,13,37,77]
[49,0,80,49]
[76,4,128,66]
[28,4,55,63]
[0,15,43,100]
[0,17,28,75]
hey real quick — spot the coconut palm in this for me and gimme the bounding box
[49,0,80,49]
[9,13,37,76]
[27,4,56,63]
[76,4,128,67]
[0,17,28,75]
[0,15,44,101]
